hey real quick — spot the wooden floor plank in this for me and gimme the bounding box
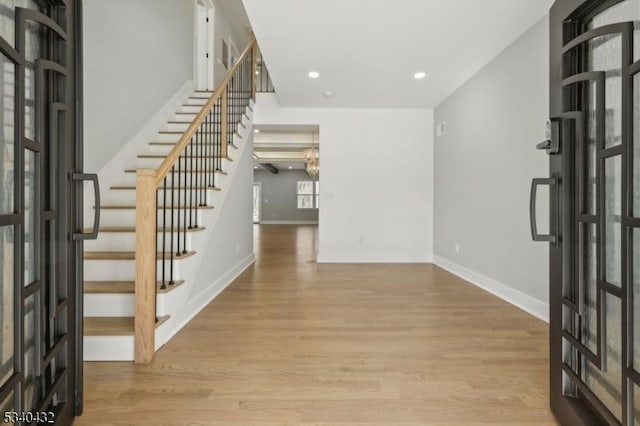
[77,225,556,425]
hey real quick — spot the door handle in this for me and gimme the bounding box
[530,177,556,243]
[72,173,100,241]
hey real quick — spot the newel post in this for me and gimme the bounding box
[135,169,157,363]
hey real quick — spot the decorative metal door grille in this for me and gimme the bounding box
[549,0,640,424]
[0,1,81,424]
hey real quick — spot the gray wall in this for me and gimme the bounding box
[254,169,319,223]
[83,0,195,172]
[433,16,550,304]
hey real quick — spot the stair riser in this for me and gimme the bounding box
[165,117,246,133]
[173,113,196,122]
[135,156,233,172]
[85,232,195,252]
[178,105,202,114]
[84,336,134,361]
[84,294,134,317]
[97,209,206,227]
[84,256,193,281]
[185,98,207,106]
[144,142,228,157]
[148,123,244,150]
[165,122,227,133]
[120,172,227,188]
[84,293,169,317]
[103,189,217,206]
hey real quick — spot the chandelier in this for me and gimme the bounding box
[306,159,319,177]
[304,131,319,177]
[303,146,319,161]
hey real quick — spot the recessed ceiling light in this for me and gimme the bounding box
[254,129,260,133]
[414,71,427,80]
[288,166,293,169]
[254,166,258,169]
[324,90,333,97]
[308,71,320,79]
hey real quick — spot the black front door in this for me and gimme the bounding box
[542,0,640,424]
[0,1,91,425]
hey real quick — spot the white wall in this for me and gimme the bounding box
[212,0,251,88]
[254,94,434,262]
[83,0,195,172]
[158,121,256,348]
[189,133,254,300]
[433,16,550,320]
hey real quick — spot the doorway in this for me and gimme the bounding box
[540,0,640,424]
[0,1,93,425]
[195,0,215,91]
[253,183,261,223]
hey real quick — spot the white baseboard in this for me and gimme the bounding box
[259,220,319,225]
[317,252,433,263]
[163,252,256,343]
[83,80,194,220]
[432,255,549,323]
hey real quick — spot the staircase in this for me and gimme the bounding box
[83,41,257,362]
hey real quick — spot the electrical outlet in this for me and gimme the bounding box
[437,121,447,137]
[455,243,460,253]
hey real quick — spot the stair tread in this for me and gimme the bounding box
[158,130,241,136]
[147,142,230,148]
[138,154,233,160]
[84,226,205,233]
[84,251,195,260]
[84,280,185,294]
[111,185,221,191]
[84,315,170,336]
[125,168,227,175]
[98,205,214,210]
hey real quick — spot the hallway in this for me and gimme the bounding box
[78,225,556,425]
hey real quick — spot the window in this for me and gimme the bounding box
[297,180,319,209]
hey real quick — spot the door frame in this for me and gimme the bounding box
[549,0,635,424]
[253,182,262,224]
[195,0,215,91]
[0,1,85,423]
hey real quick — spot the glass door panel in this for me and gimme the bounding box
[605,155,622,287]
[548,0,640,424]
[0,225,13,386]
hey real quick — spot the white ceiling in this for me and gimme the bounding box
[253,127,318,171]
[243,0,553,108]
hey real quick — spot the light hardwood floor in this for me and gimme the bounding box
[77,225,557,425]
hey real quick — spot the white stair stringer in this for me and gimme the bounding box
[83,96,254,361]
